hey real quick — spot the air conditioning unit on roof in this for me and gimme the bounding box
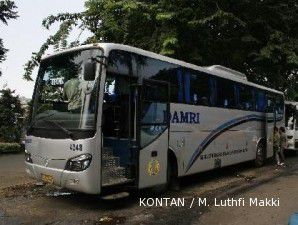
[205,65,247,81]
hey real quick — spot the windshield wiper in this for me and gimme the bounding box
[43,120,74,139]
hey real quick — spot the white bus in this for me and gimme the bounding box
[25,43,284,194]
[285,101,298,151]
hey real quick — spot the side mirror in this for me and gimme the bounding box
[83,62,96,81]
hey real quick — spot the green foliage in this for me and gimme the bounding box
[0,142,22,153]
[0,38,7,62]
[0,0,18,76]
[0,0,17,25]
[0,88,24,143]
[23,20,78,80]
[24,0,298,100]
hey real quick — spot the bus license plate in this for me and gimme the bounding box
[41,174,54,184]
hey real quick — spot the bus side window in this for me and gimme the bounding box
[236,84,254,111]
[275,94,284,115]
[167,67,183,103]
[255,89,266,112]
[209,76,217,107]
[185,70,210,106]
[266,93,274,113]
[133,54,182,103]
[176,68,184,103]
[184,70,191,104]
[217,78,236,109]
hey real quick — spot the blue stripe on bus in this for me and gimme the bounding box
[185,114,283,172]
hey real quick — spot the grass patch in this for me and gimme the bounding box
[0,143,22,153]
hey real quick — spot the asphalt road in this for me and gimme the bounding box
[0,153,31,189]
[197,169,298,225]
[0,152,298,225]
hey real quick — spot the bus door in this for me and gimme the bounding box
[138,79,170,188]
[266,96,276,157]
[101,74,138,185]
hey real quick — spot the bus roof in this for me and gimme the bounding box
[42,43,284,95]
[285,101,298,106]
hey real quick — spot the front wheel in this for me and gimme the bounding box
[255,142,266,167]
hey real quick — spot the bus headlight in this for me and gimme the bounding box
[25,150,33,163]
[65,154,92,172]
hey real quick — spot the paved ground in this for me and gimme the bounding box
[0,153,31,189]
[197,162,298,225]
[0,152,298,225]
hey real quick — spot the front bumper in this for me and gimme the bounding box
[286,140,298,150]
[25,162,101,194]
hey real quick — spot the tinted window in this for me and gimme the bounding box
[106,50,136,138]
[275,94,284,115]
[266,93,274,113]
[185,70,210,106]
[108,50,281,114]
[217,78,236,108]
[235,84,254,110]
[209,76,217,106]
[255,89,266,112]
[143,81,168,102]
[132,54,182,103]
[31,49,101,133]
[169,67,184,103]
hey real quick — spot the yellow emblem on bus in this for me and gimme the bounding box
[147,159,160,176]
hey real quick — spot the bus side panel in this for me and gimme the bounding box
[169,104,263,177]
[138,131,168,189]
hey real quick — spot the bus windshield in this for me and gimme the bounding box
[29,48,102,139]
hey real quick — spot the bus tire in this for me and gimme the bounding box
[255,142,266,167]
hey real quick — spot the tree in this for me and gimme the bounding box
[0,0,18,76]
[0,88,24,142]
[23,0,297,99]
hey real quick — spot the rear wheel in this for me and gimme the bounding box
[255,142,266,167]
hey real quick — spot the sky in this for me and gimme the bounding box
[0,0,89,98]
